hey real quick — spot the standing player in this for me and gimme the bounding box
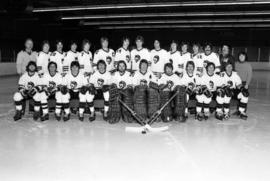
[191,43,204,76]
[93,37,115,72]
[150,39,169,79]
[39,62,63,121]
[87,60,112,121]
[195,62,222,121]
[36,40,51,75]
[13,61,42,121]
[179,42,191,70]
[130,35,151,72]
[62,41,79,75]
[202,43,221,73]
[115,37,131,71]
[50,40,66,75]
[60,61,88,121]
[78,39,93,76]
[168,40,184,76]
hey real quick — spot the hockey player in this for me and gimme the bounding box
[195,62,222,121]
[93,37,115,72]
[216,62,242,120]
[168,40,184,76]
[115,37,131,71]
[39,61,63,121]
[191,43,204,76]
[202,43,221,73]
[179,41,191,70]
[130,35,151,71]
[62,41,79,75]
[50,40,66,75]
[78,39,93,76]
[87,60,112,121]
[150,39,169,79]
[60,61,88,121]
[13,61,42,121]
[36,40,51,75]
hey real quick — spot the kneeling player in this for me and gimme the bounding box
[87,60,111,121]
[196,62,222,121]
[13,61,42,121]
[59,61,88,121]
[216,62,242,120]
[39,62,63,121]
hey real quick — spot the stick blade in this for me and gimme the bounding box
[148,126,169,132]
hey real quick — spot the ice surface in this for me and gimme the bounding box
[0,72,270,181]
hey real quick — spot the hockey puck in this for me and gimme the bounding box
[142,130,147,134]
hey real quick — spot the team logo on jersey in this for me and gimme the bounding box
[167,80,174,89]
[112,52,115,57]
[209,80,214,90]
[70,81,77,90]
[188,82,195,90]
[119,81,126,89]
[27,82,35,90]
[178,63,184,69]
[153,55,160,64]
[203,60,210,68]
[49,81,56,89]
[135,55,141,62]
[97,78,104,87]
[140,79,147,86]
[126,55,130,62]
[106,56,112,64]
[75,57,78,61]
[169,59,173,64]
[197,67,203,73]
[227,80,233,88]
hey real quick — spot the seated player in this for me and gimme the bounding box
[59,61,88,121]
[110,60,133,123]
[216,62,242,120]
[150,39,169,79]
[13,61,42,121]
[39,62,63,121]
[182,61,199,118]
[195,62,222,121]
[158,63,186,122]
[87,60,112,121]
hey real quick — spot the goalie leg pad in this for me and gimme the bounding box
[121,87,135,123]
[108,87,121,124]
[160,90,173,122]
[147,88,160,118]
[173,86,187,118]
[134,85,148,120]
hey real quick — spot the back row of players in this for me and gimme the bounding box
[13,36,249,122]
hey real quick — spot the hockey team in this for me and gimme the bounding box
[13,36,252,123]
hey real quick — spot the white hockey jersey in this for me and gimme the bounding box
[198,72,223,92]
[130,48,151,71]
[78,51,93,75]
[18,72,41,90]
[181,72,198,87]
[220,71,242,89]
[62,72,88,92]
[150,49,169,73]
[88,71,111,88]
[132,70,156,86]
[36,51,51,74]
[115,47,131,70]
[202,52,221,72]
[190,53,204,76]
[111,71,133,89]
[180,52,192,70]
[93,48,115,72]
[62,50,80,74]
[49,51,66,74]
[41,72,63,91]
[168,50,185,74]
[158,73,181,91]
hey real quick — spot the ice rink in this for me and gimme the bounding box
[0,71,269,181]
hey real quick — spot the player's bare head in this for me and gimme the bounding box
[70,41,77,51]
[100,37,109,48]
[204,42,213,54]
[139,59,148,72]
[225,62,233,73]
[135,35,144,48]
[70,61,80,75]
[164,63,173,75]
[25,38,34,50]
[180,41,189,53]
[26,61,37,73]
[97,59,106,73]
[206,62,215,74]
[222,44,230,56]
[192,43,200,53]
[122,36,130,47]
[117,60,127,73]
[56,40,63,51]
[154,40,161,50]
[48,61,57,74]
[82,39,91,51]
[41,40,50,53]
[238,51,248,62]
[170,40,178,51]
[186,61,195,73]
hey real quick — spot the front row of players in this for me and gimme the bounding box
[13,59,249,122]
